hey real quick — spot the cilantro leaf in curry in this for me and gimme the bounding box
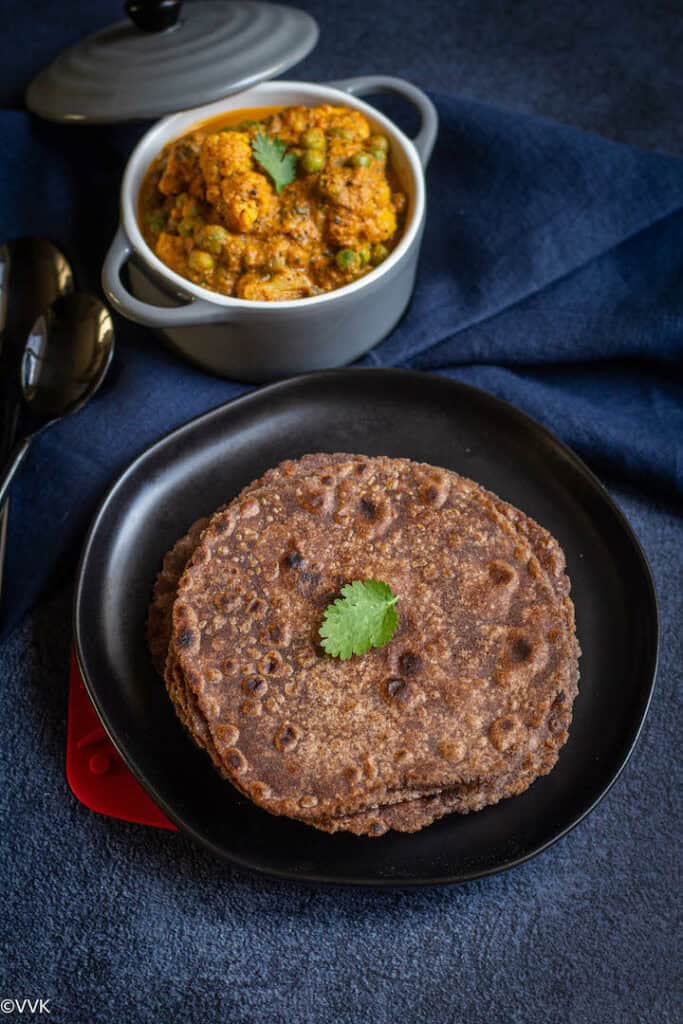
[251,132,297,193]
[320,580,399,660]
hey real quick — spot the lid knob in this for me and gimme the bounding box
[125,0,182,32]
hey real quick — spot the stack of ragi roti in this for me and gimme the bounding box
[147,453,580,837]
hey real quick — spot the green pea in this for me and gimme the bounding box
[351,152,371,168]
[371,243,389,265]
[368,134,389,152]
[302,127,325,149]
[200,224,230,254]
[370,148,387,162]
[358,244,371,266]
[336,248,360,273]
[177,218,195,237]
[146,212,165,234]
[189,249,214,274]
[329,127,354,140]
[301,149,325,174]
[175,192,188,209]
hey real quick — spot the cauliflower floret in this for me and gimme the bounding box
[199,131,252,188]
[158,137,201,196]
[207,170,275,233]
[236,268,314,301]
[199,132,275,232]
[320,163,397,246]
[328,206,397,248]
[312,106,370,142]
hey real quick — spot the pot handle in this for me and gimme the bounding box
[327,75,438,168]
[102,227,227,327]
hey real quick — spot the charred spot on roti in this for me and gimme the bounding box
[274,722,301,753]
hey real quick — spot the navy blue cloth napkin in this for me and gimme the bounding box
[1,96,682,637]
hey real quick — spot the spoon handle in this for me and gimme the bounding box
[0,399,21,607]
[0,435,32,512]
[0,503,8,605]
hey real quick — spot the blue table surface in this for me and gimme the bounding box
[1,3,681,1022]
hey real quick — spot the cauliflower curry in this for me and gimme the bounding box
[138,104,407,301]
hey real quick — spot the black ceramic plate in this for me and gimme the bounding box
[74,369,658,886]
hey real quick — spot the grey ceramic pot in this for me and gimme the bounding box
[102,76,438,382]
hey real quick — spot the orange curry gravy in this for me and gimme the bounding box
[138,105,407,301]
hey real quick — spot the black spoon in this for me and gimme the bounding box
[0,293,115,513]
[0,239,75,602]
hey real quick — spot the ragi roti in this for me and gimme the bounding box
[156,454,579,832]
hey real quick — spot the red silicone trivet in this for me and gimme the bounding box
[67,650,176,830]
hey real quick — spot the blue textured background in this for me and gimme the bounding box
[1,2,681,1022]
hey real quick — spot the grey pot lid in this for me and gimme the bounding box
[26,1,319,124]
